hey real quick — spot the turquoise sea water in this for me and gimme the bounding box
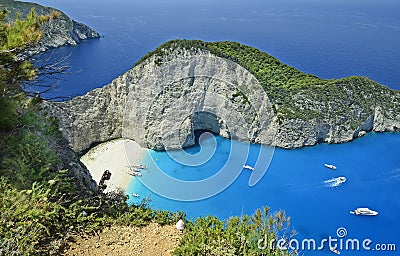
[127,132,400,255]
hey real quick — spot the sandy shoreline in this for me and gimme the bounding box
[80,138,147,193]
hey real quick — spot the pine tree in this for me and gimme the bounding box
[0,8,46,97]
[0,8,48,132]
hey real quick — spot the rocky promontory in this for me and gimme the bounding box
[0,0,100,53]
[43,40,400,153]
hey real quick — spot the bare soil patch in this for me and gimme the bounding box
[64,223,181,256]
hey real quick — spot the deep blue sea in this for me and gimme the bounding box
[28,0,400,254]
[29,0,400,98]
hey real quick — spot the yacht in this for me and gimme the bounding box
[243,164,255,171]
[350,207,378,216]
[324,164,337,170]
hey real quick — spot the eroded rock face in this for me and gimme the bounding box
[43,47,400,153]
[37,19,99,52]
[123,49,274,150]
[42,78,126,152]
[44,48,274,152]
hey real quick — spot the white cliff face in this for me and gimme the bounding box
[43,47,400,153]
[122,48,274,150]
[45,48,274,152]
[42,77,127,152]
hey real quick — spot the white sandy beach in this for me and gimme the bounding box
[80,138,147,193]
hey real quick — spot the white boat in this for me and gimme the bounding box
[330,247,340,254]
[128,171,142,177]
[135,164,147,169]
[324,164,337,170]
[350,207,378,216]
[243,164,255,171]
[131,193,140,197]
[324,176,346,187]
[128,166,140,172]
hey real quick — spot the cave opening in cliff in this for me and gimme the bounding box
[193,129,217,146]
[190,111,230,146]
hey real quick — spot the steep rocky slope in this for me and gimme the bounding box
[43,40,400,153]
[1,0,101,187]
[0,0,99,53]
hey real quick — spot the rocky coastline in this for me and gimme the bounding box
[0,0,100,55]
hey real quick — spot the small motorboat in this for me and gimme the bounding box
[243,164,255,171]
[350,207,378,216]
[324,176,346,187]
[135,164,147,169]
[128,171,142,177]
[324,164,337,170]
[127,166,140,171]
[131,193,140,197]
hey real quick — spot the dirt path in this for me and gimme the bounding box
[64,223,181,256]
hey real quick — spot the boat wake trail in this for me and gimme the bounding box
[323,177,346,188]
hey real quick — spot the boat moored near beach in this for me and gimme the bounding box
[128,170,142,177]
[350,207,378,216]
[135,164,147,169]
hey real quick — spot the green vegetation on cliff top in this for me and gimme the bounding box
[137,39,325,102]
[137,39,400,129]
[0,0,67,21]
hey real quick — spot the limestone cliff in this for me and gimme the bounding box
[0,0,100,54]
[43,47,274,152]
[43,40,400,153]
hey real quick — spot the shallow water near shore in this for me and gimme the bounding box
[127,132,400,255]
